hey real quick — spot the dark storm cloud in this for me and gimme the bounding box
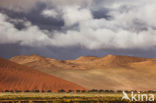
[1,43,156,60]
[0,43,21,59]
[92,9,111,20]
[0,3,64,31]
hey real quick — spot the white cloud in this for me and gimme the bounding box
[51,23,156,50]
[41,9,58,18]
[49,0,156,50]
[0,13,51,46]
[62,6,93,26]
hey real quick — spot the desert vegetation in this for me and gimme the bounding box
[0,90,156,103]
[0,92,126,103]
[2,89,156,93]
[0,92,155,103]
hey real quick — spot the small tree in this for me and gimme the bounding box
[109,90,115,93]
[117,90,122,93]
[88,89,98,93]
[76,90,81,93]
[98,89,105,93]
[132,90,137,93]
[58,89,65,93]
[33,90,40,92]
[148,90,155,93]
[25,90,30,92]
[5,90,9,92]
[68,90,73,93]
[104,90,114,93]
[81,90,86,93]
[125,90,131,93]
[47,90,52,93]
[41,90,45,93]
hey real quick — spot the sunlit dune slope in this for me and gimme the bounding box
[10,54,156,91]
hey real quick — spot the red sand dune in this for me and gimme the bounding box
[0,58,86,92]
[10,54,156,91]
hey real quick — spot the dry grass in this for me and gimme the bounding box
[0,92,124,103]
[0,92,155,103]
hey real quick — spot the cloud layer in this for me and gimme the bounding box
[0,0,156,51]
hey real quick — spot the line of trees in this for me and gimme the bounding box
[3,89,156,93]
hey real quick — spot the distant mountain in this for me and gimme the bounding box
[10,54,156,91]
[0,58,86,92]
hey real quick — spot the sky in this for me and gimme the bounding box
[0,0,156,59]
